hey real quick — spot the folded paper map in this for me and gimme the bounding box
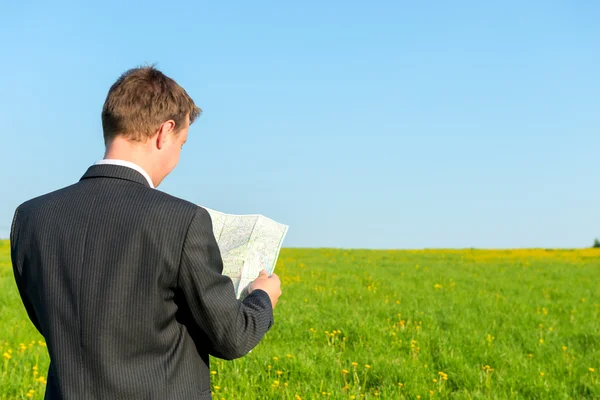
[202,207,289,299]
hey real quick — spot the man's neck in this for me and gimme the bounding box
[104,137,157,178]
[102,140,157,187]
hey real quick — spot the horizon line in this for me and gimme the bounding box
[1,239,598,251]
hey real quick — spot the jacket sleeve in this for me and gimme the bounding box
[177,207,274,360]
[10,206,43,335]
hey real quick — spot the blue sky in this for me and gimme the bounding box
[0,1,598,249]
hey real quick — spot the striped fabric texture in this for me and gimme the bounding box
[10,164,274,399]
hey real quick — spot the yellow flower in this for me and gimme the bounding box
[539,372,545,377]
[211,371,216,375]
[364,364,371,369]
[38,341,46,347]
[342,369,349,374]
[213,386,220,391]
[3,352,11,360]
[273,357,279,361]
[590,368,595,373]
[351,362,358,367]
[276,370,283,376]
[398,382,403,387]
[562,346,567,351]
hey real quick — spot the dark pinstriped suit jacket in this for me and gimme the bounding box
[10,164,274,399]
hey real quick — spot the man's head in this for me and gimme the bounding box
[101,66,201,187]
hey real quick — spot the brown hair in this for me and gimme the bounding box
[101,65,201,143]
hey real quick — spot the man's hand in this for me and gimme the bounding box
[248,270,282,308]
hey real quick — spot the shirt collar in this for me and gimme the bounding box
[94,159,155,188]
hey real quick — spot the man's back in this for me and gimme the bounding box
[10,164,274,399]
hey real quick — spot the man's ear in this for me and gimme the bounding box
[156,120,176,150]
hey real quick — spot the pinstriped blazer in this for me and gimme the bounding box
[10,164,274,399]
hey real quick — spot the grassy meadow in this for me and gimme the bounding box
[1,240,599,399]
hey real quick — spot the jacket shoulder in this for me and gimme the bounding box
[146,189,204,216]
[15,183,80,214]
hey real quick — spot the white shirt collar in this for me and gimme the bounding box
[94,159,155,188]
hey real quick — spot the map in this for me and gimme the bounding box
[202,206,289,299]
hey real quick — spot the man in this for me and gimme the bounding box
[10,66,282,399]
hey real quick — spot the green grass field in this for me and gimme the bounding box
[1,240,599,399]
